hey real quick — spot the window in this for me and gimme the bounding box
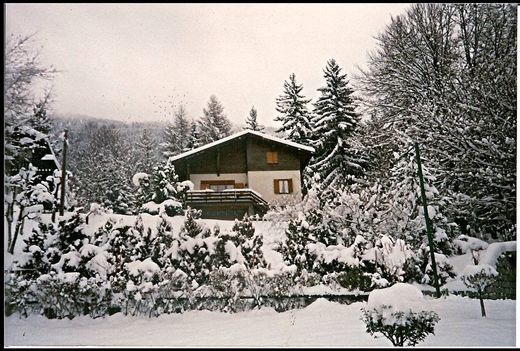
[266,151,278,164]
[209,184,234,191]
[201,180,235,191]
[274,179,293,194]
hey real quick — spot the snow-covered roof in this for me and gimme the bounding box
[169,130,314,162]
[41,154,57,161]
[40,140,61,169]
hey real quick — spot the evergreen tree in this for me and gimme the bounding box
[275,73,313,145]
[133,158,187,215]
[15,221,60,279]
[174,209,212,286]
[277,217,316,275]
[30,96,52,135]
[185,120,203,151]
[72,124,135,214]
[161,104,191,158]
[243,106,264,132]
[307,59,365,190]
[198,95,232,144]
[232,215,266,269]
[135,129,157,174]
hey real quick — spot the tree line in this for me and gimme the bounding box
[4,3,516,258]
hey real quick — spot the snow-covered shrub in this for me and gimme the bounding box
[56,208,89,253]
[232,215,267,269]
[123,258,163,316]
[14,220,60,279]
[162,199,183,217]
[29,272,89,319]
[422,252,456,287]
[461,261,499,317]
[170,209,213,287]
[207,265,249,313]
[417,245,456,287]
[4,273,34,317]
[361,283,440,347]
[276,216,317,275]
[336,266,373,291]
[6,164,57,254]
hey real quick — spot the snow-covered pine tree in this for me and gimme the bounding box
[149,158,180,204]
[210,224,243,269]
[303,177,341,247]
[307,59,365,190]
[174,208,212,287]
[198,95,232,145]
[185,120,203,151]
[30,95,52,135]
[243,106,265,132]
[133,158,186,216]
[275,73,313,145]
[232,215,266,269]
[57,208,89,254]
[71,124,135,214]
[135,129,157,174]
[150,215,175,268]
[277,216,316,275]
[15,220,60,279]
[161,104,191,158]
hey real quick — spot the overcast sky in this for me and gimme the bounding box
[5,3,410,127]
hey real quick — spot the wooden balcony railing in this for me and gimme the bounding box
[186,189,269,208]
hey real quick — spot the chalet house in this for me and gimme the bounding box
[170,130,314,219]
[7,127,60,180]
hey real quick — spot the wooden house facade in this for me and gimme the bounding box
[170,130,314,219]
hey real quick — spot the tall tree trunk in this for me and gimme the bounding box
[8,207,25,254]
[5,191,15,249]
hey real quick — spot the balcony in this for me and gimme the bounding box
[186,189,269,219]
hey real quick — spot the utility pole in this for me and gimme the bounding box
[414,142,441,298]
[59,129,68,216]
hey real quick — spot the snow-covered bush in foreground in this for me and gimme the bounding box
[361,283,440,347]
[461,264,498,317]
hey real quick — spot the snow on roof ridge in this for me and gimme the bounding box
[169,130,314,162]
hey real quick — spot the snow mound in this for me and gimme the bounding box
[179,180,194,191]
[132,172,149,187]
[367,283,427,313]
[478,241,516,268]
[453,235,489,254]
[305,297,337,311]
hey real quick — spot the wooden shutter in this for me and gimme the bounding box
[274,179,279,194]
[266,151,279,164]
[288,179,293,193]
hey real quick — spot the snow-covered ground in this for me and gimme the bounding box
[4,296,516,347]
